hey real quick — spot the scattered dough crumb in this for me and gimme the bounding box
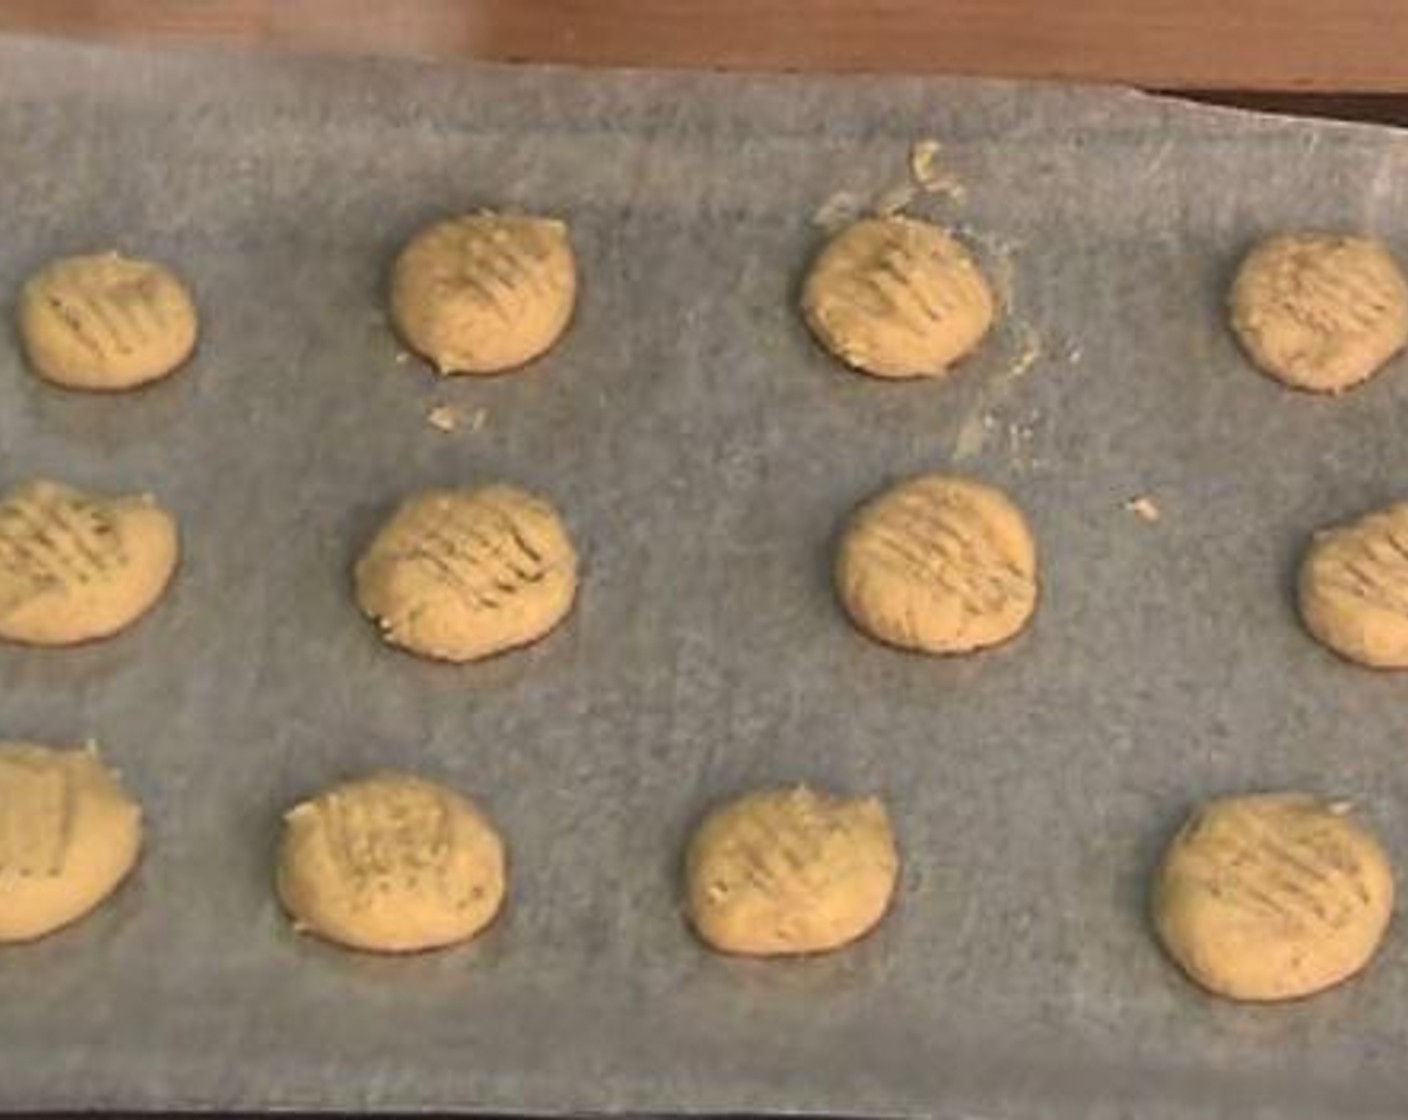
[872,181,918,217]
[961,228,1021,313]
[910,139,943,183]
[1004,319,1043,382]
[394,350,411,365]
[424,404,485,434]
[952,411,991,462]
[909,139,967,203]
[933,231,1045,471]
[812,190,866,231]
[866,138,966,220]
[814,138,963,236]
[426,403,459,432]
[1124,495,1161,523]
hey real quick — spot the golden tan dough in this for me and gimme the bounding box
[389,211,576,375]
[18,251,198,391]
[684,785,898,957]
[0,479,179,646]
[835,473,1037,654]
[0,741,142,943]
[277,772,506,954]
[1229,232,1408,393]
[1153,792,1393,1002]
[801,216,994,379]
[1299,501,1408,668]
[354,484,577,663]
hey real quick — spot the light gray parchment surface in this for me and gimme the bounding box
[3,33,1408,1120]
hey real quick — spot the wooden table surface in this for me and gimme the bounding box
[2,0,1408,94]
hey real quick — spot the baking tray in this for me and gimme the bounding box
[3,32,1408,1120]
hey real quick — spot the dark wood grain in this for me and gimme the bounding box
[2,0,1408,91]
[1182,91,1408,125]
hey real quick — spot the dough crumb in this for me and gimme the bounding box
[910,139,943,184]
[1005,319,1043,381]
[909,138,966,203]
[872,182,918,217]
[812,190,866,232]
[426,403,460,432]
[394,350,412,366]
[951,411,991,462]
[1124,495,1161,523]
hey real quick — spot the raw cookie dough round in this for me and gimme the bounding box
[354,484,578,662]
[0,741,143,943]
[18,251,198,391]
[0,479,179,646]
[277,772,507,954]
[685,786,898,957]
[835,473,1037,654]
[389,211,576,375]
[1229,232,1408,393]
[1299,501,1408,668]
[801,215,995,379]
[1153,792,1393,1002]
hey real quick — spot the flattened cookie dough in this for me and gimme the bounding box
[18,251,198,391]
[1229,232,1408,393]
[0,742,142,943]
[354,484,577,662]
[277,772,507,953]
[1299,501,1408,668]
[1153,792,1393,1002]
[389,211,576,375]
[801,216,995,379]
[835,473,1037,654]
[0,479,179,646]
[685,786,898,957]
